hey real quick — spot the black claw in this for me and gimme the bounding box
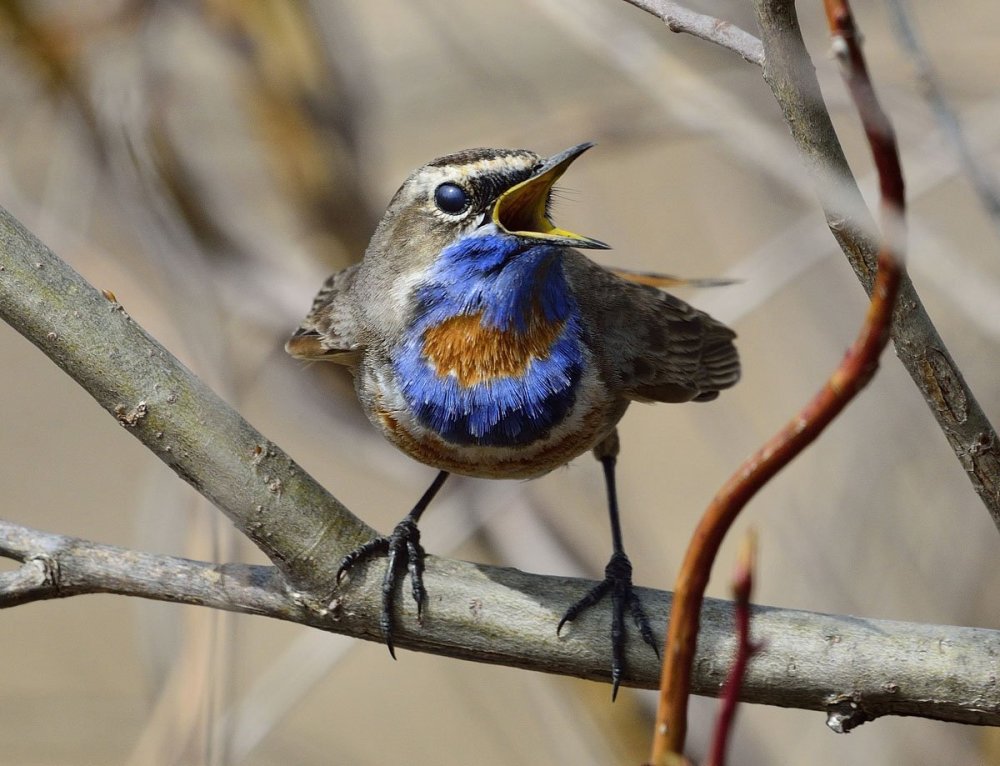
[336,518,427,658]
[558,550,657,700]
[557,577,612,635]
[627,589,659,657]
[333,472,447,657]
[380,556,399,659]
[336,537,389,583]
[403,524,426,621]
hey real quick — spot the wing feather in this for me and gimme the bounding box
[565,255,740,403]
[285,263,363,365]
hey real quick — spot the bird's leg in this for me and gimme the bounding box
[558,433,658,699]
[336,470,449,658]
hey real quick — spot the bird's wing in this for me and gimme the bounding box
[285,263,364,365]
[567,255,740,403]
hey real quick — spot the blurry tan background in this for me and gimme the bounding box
[1,1,999,764]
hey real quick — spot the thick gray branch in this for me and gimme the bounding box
[2,518,998,727]
[0,205,373,593]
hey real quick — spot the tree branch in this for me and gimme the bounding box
[749,0,1000,532]
[0,520,294,614]
[884,0,1000,236]
[621,0,764,65]
[653,1,907,749]
[706,532,759,766]
[624,0,1000,535]
[3,518,999,726]
[0,204,372,596]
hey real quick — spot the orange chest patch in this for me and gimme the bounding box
[422,312,564,386]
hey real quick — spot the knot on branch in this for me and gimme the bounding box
[0,553,61,603]
[825,693,876,733]
[114,401,148,428]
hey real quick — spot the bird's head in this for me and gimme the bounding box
[363,143,605,272]
[354,143,606,336]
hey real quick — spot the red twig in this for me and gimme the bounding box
[706,532,760,766]
[649,1,905,761]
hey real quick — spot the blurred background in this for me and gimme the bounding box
[1,0,999,763]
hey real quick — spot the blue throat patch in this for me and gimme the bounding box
[393,233,584,447]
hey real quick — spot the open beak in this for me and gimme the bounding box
[491,142,609,250]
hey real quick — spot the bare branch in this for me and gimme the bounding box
[3,518,999,726]
[749,0,1000,533]
[626,0,1000,533]
[0,203,373,595]
[621,0,764,65]
[0,520,293,614]
[652,2,907,748]
[705,532,760,766]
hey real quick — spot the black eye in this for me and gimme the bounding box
[434,183,470,215]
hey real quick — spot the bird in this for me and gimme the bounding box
[286,143,740,697]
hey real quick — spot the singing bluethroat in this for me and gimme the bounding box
[287,143,740,697]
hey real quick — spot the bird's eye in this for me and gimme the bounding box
[434,183,470,215]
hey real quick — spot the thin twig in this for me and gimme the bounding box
[885,0,1000,238]
[620,0,764,65]
[650,0,906,758]
[706,532,759,766]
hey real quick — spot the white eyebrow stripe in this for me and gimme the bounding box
[414,155,538,187]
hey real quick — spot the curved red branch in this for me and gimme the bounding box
[650,1,906,760]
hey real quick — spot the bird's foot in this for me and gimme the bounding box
[557,551,659,700]
[336,516,426,659]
